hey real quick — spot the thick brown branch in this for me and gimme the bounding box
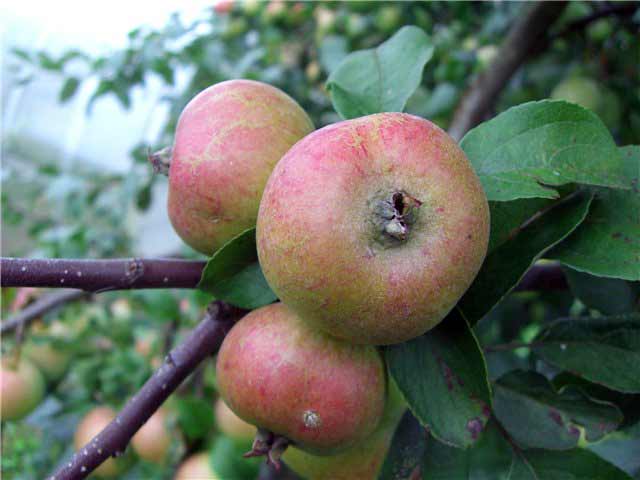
[50,301,245,480]
[1,289,91,335]
[1,257,205,291]
[448,1,568,141]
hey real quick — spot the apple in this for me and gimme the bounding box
[23,320,74,382]
[0,357,45,421]
[214,397,256,444]
[167,79,314,254]
[74,407,127,477]
[174,452,218,480]
[257,113,490,345]
[131,407,172,464]
[283,377,408,480]
[216,303,386,456]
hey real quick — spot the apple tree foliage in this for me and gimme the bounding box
[3,2,640,479]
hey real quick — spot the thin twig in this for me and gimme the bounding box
[1,257,205,291]
[49,301,245,480]
[1,289,91,335]
[448,1,568,141]
[549,3,640,41]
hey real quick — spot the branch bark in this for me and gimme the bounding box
[448,1,568,141]
[0,289,91,335]
[49,301,245,480]
[1,257,205,291]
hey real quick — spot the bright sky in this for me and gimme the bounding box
[1,0,213,54]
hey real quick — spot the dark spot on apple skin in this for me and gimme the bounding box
[467,234,472,240]
[466,417,484,440]
[548,409,564,426]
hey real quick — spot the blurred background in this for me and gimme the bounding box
[1,1,639,478]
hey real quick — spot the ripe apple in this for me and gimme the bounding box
[214,397,256,444]
[257,113,490,345]
[74,407,127,477]
[167,79,314,255]
[174,452,219,480]
[216,303,386,455]
[23,320,74,383]
[0,357,45,421]
[283,377,408,480]
[131,407,172,464]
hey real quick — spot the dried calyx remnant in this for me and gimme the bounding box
[371,190,423,246]
[148,146,172,176]
[243,428,291,469]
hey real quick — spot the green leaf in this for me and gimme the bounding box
[564,268,638,315]
[175,395,215,441]
[533,314,640,393]
[210,436,260,479]
[378,412,426,480]
[459,191,593,324]
[460,100,627,202]
[326,26,434,119]
[59,77,80,103]
[493,370,622,450]
[385,309,492,448]
[487,198,552,253]
[198,228,277,309]
[423,420,632,480]
[549,146,640,280]
[319,35,349,73]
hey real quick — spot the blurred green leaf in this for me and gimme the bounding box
[460,101,627,201]
[494,370,622,449]
[460,191,593,324]
[210,436,261,479]
[175,396,215,441]
[198,228,277,309]
[533,314,640,393]
[319,35,349,73]
[385,309,491,448]
[327,26,434,119]
[59,77,80,103]
[550,146,640,281]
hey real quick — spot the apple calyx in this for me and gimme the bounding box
[243,428,291,469]
[148,146,172,176]
[371,190,422,245]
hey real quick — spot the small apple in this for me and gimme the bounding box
[0,357,45,421]
[216,303,386,455]
[131,407,172,464]
[74,407,127,477]
[214,397,256,444]
[174,452,219,480]
[257,113,490,345]
[167,79,314,255]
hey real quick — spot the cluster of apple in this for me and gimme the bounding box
[166,79,490,478]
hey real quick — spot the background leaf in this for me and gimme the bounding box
[460,101,626,201]
[385,309,491,448]
[459,191,593,324]
[378,411,426,480]
[423,420,633,480]
[327,26,433,119]
[533,314,640,393]
[493,370,622,449]
[549,145,640,281]
[198,228,277,309]
[564,268,639,315]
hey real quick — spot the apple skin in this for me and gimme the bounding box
[74,407,127,477]
[214,397,256,444]
[216,303,386,455]
[174,452,219,480]
[257,112,490,345]
[0,357,46,421]
[131,408,172,464]
[283,377,408,480]
[167,79,314,255]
